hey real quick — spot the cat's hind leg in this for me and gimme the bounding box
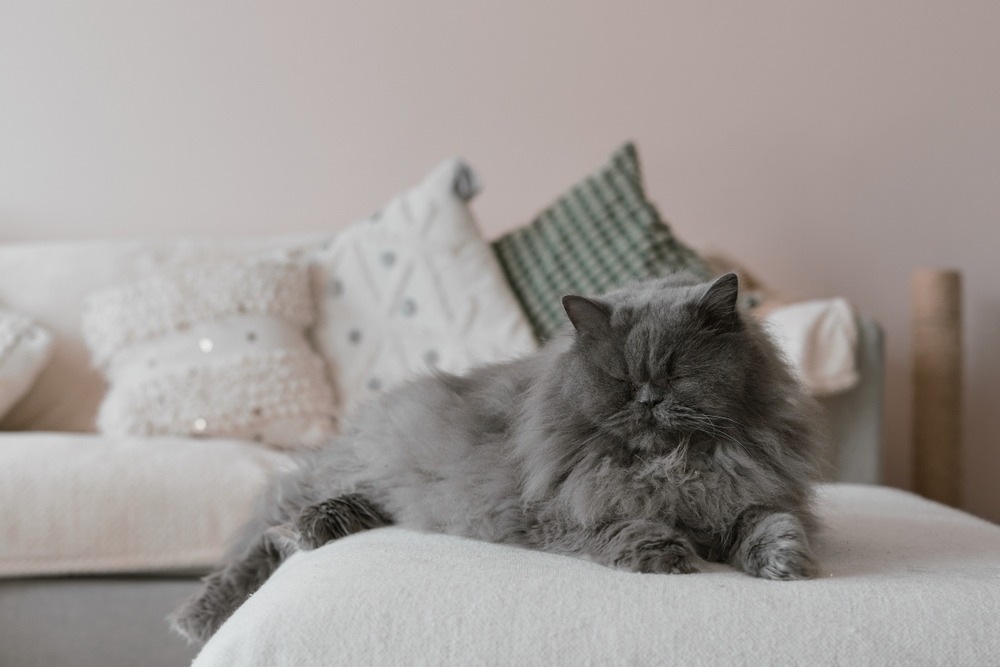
[169,523,290,644]
[169,492,393,644]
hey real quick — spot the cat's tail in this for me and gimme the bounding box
[168,518,294,644]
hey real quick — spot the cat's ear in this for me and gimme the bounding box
[562,295,612,339]
[697,273,741,333]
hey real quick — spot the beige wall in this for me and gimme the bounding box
[2,1,998,522]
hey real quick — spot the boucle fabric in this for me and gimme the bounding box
[0,307,53,419]
[309,158,538,418]
[83,257,337,448]
[0,234,324,433]
[83,256,314,369]
[492,143,712,341]
[194,484,1000,667]
[0,433,293,577]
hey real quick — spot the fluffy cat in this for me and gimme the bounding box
[171,272,825,644]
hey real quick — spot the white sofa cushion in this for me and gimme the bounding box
[0,432,293,577]
[0,307,53,419]
[82,257,337,448]
[309,158,538,418]
[194,484,1000,667]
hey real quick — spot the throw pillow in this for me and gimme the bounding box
[0,307,54,419]
[82,257,337,449]
[0,234,325,434]
[492,142,711,340]
[763,298,859,397]
[309,158,538,418]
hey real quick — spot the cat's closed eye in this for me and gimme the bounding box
[603,372,638,399]
[619,378,640,396]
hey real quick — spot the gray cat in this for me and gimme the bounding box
[171,272,825,644]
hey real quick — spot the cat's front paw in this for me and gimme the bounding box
[295,503,335,550]
[738,513,816,580]
[608,524,701,574]
[294,494,392,550]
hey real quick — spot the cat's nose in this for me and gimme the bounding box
[636,384,662,408]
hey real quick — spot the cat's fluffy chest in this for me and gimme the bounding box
[560,444,768,539]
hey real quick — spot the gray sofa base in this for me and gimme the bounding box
[0,577,202,667]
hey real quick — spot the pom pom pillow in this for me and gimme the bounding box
[82,257,337,449]
[309,158,538,417]
[492,142,711,341]
[0,307,54,419]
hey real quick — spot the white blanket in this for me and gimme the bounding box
[195,484,1000,667]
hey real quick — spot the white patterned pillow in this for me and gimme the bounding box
[83,257,337,449]
[0,307,54,419]
[310,158,538,418]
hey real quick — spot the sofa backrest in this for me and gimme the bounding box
[0,234,885,487]
[0,234,324,432]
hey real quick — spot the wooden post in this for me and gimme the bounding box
[911,269,963,507]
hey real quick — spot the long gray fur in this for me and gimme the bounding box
[170,272,825,644]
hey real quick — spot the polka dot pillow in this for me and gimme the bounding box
[309,158,538,418]
[82,257,337,449]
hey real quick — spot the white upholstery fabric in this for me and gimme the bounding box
[309,158,538,418]
[0,307,53,419]
[0,235,324,432]
[82,257,337,448]
[764,298,859,396]
[0,432,293,577]
[195,484,1000,667]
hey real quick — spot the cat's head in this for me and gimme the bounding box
[559,272,771,453]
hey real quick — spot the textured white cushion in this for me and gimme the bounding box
[0,234,324,433]
[0,432,293,577]
[193,484,1000,667]
[764,298,859,396]
[0,307,53,419]
[82,257,337,448]
[309,158,538,417]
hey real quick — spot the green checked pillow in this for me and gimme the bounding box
[492,143,711,340]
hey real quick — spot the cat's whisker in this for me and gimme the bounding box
[701,427,752,454]
[699,413,750,430]
[680,414,752,454]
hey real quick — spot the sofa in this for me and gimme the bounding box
[2,146,998,666]
[0,318,891,667]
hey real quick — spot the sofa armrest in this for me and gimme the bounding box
[818,316,885,484]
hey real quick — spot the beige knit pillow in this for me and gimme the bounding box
[82,257,337,449]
